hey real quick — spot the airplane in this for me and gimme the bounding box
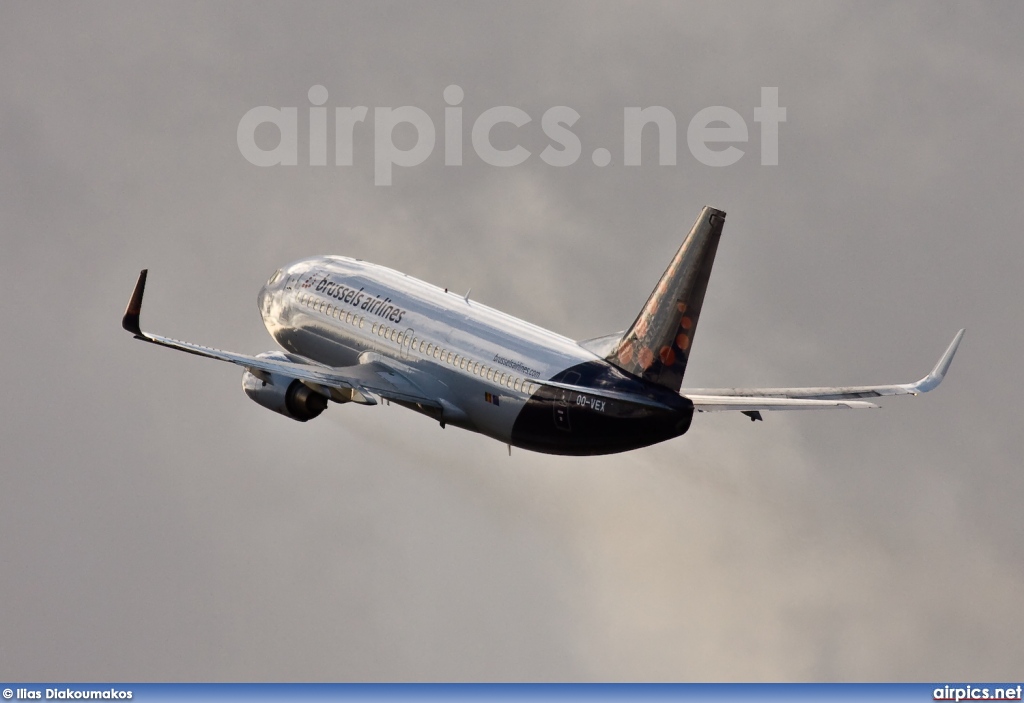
[122,206,964,456]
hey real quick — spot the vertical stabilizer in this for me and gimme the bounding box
[608,206,725,391]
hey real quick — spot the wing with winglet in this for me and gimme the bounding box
[121,269,442,409]
[683,329,964,413]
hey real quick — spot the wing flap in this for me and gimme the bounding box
[686,394,878,412]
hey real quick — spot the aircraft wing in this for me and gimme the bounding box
[121,270,441,408]
[683,329,964,413]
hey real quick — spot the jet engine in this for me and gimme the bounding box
[241,352,329,422]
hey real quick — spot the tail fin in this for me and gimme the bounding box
[608,206,725,391]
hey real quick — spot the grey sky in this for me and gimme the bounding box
[1,1,1022,681]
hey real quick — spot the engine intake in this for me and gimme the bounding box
[241,353,329,422]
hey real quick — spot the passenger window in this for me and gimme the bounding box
[486,368,494,381]
[359,317,365,329]
[371,323,378,335]
[326,304,333,315]
[514,378,522,391]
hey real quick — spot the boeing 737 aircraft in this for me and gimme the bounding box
[122,206,964,455]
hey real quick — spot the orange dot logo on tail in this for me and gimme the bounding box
[617,342,634,365]
[676,333,690,350]
[659,346,676,366]
[635,317,649,337]
[638,347,655,370]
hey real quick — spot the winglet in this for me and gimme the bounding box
[905,328,965,394]
[121,269,148,337]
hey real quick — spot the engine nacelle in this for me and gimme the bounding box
[241,353,329,422]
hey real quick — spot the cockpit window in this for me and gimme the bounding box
[268,269,283,285]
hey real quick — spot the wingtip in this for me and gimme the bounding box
[909,328,965,393]
[933,328,966,378]
[121,269,148,336]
